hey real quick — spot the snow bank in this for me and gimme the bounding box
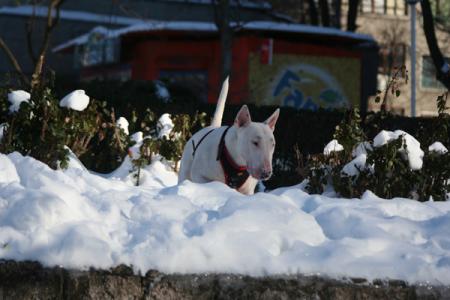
[8,90,30,113]
[59,90,90,111]
[1,152,450,284]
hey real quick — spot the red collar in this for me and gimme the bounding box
[217,127,250,189]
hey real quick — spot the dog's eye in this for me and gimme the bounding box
[252,141,259,147]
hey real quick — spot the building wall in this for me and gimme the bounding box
[126,34,369,108]
[343,0,450,116]
[0,0,278,80]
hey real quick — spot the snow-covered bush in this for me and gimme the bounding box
[306,97,450,201]
[131,111,207,185]
[0,85,130,170]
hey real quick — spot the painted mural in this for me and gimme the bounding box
[248,54,361,110]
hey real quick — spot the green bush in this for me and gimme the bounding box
[305,93,450,201]
[131,112,208,185]
[0,83,130,170]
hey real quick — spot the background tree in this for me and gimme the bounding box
[214,0,233,83]
[0,0,64,90]
[421,0,450,90]
[267,0,361,31]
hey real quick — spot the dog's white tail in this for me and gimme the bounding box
[211,77,229,128]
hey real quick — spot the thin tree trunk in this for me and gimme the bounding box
[31,0,64,91]
[347,0,359,31]
[307,0,319,25]
[0,37,30,85]
[215,0,233,83]
[421,0,450,89]
[26,0,38,65]
[333,0,342,29]
[318,0,330,26]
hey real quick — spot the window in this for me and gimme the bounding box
[74,32,120,68]
[421,56,449,90]
[360,0,407,15]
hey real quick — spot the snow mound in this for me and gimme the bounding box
[373,130,424,170]
[323,139,344,155]
[342,154,367,176]
[0,123,6,142]
[59,90,90,111]
[352,141,372,157]
[1,153,450,284]
[116,117,129,135]
[154,80,170,102]
[157,113,174,138]
[429,142,448,154]
[8,90,30,113]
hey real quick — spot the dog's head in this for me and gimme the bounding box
[233,105,279,180]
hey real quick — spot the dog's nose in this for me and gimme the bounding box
[261,170,272,180]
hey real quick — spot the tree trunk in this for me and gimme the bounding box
[318,0,330,26]
[215,0,233,83]
[31,0,64,91]
[421,0,450,89]
[0,37,30,85]
[347,0,359,31]
[307,0,319,25]
[333,0,342,29]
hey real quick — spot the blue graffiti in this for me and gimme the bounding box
[283,90,319,110]
[273,70,300,97]
[274,69,344,111]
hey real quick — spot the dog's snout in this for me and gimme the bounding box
[261,170,272,180]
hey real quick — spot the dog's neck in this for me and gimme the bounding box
[223,126,247,167]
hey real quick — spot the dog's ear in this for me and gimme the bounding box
[234,105,252,127]
[264,108,280,131]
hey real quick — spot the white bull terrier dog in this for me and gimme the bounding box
[178,78,280,195]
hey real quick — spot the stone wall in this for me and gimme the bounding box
[0,260,449,299]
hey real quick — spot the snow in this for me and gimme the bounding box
[441,63,450,74]
[8,90,30,113]
[53,20,375,53]
[1,152,450,284]
[373,130,424,170]
[154,81,170,102]
[167,0,271,9]
[116,117,129,135]
[242,21,374,41]
[323,139,344,155]
[352,141,372,157]
[0,123,6,142]
[342,154,367,176]
[429,142,448,154]
[157,113,174,139]
[59,90,90,111]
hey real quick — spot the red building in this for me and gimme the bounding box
[54,21,378,111]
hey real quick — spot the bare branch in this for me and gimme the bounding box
[25,0,38,65]
[0,36,30,85]
[31,0,65,90]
